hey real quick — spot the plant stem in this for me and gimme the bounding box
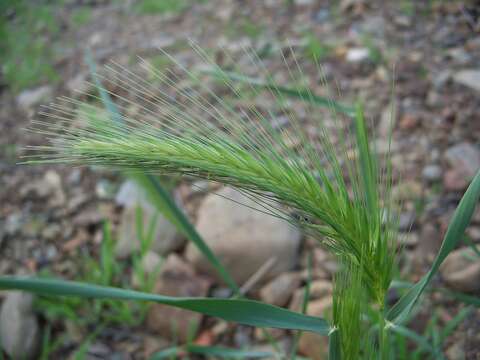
[378,304,388,360]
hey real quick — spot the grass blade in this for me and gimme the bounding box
[387,170,480,323]
[389,324,437,356]
[186,344,273,358]
[150,345,273,359]
[84,50,123,124]
[328,328,341,360]
[0,276,331,335]
[202,68,355,117]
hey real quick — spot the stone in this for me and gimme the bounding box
[399,211,416,232]
[431,70,452,89]
[16,85,53,112]
[66,72,92,96]
[0,292,40,359]
[185,187,301,285]
[440,247,480,292]
[290,280,332,312]
[444,143,480,190]
[399,113,419,130]
[453,69,480,92]
[146,254,210,342]
[422,164,442,182]
[114,181,183,258]
[392,181,422,201]
[20,170,66,207]
[259,272,301,307]
[445,143,480,178]
[466,226,480,242]
[5,212,23,236]
[297,298,332,360]
[444,169,470,191]
[345,47,370,63]
[417,223,442,262]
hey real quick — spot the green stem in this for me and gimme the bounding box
[378,305,388,360]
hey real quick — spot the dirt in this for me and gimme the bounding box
[1,0,480,358]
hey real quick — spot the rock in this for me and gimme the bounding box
[432,70,452,89]
[16,85,53,112]
[453,69,480,92]
[417,223,442,262]
[399,113,419,130]
[422,164,442,182]
[5,212,23,236]
[444,169,470,191]
[399,211,416,232]
[444,143,480,190]
[185,187,301,285]
[20,170,66,207]
[146,254,210,342]
[41,223,61,241]
[392,181,422,201]
[0,292,40,359]
[440,247,480,292]
[297,298,332,360]
[295,0,315,5]
[114,181,183,258]
[95,179,116,200]
[345,47,370,63]
[466,226,480,242]
[259,272,301,307]
[445,340,465,360]
[66,72,92,96]
[298,331,329,360]
[445,143,480,176]
[290,280,332,312]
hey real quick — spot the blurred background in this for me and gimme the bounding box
[1,0,480,359]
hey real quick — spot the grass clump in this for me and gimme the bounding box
[28,43,398,357]
[13,42,480,358]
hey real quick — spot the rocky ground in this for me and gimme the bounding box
[1,0,480,359]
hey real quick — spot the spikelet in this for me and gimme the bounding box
[27,41,398,307]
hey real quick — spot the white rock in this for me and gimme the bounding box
[115,181,183,258]
[453,69,480,92]
[185,187,301,284]
[346,47,370,63]
[0,292,39,359]
[422,164,443,182]
[16,85,52,112]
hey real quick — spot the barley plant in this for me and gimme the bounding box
[1,43,479,359]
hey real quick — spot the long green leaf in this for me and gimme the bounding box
[202,68,355,117]
[0,277,330,335]
[387,170,480,323]
[328,328,341,360]
[389,325,437,356]
[151,344,273,359]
